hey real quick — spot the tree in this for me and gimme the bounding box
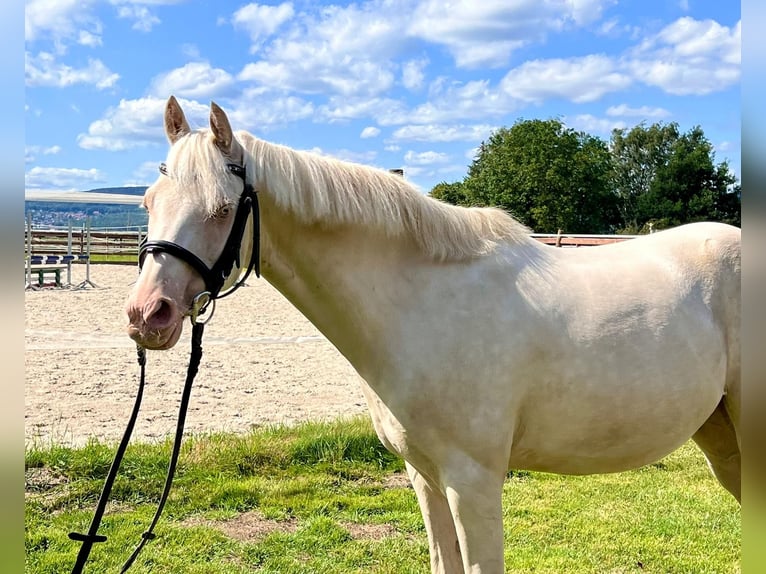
[611,123,740,232]
[610,122,680,231]
[430,181,469,206]
[432,119,740,234]
[449,119,620,233]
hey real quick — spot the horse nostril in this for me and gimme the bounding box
[145,298,176,330]
[154,300,171,323]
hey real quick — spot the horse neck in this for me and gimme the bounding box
[258,201,412,370]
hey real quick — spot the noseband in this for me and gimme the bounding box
[139,161,261,312]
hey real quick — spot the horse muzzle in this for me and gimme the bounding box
[126,296,185,350]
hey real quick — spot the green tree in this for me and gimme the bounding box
[610,122,680,231]
[433,119,620,233]
[611,123,740,232]
[429,181,469,205]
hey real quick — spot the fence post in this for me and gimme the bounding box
[25,213,37,290]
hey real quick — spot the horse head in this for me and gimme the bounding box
[125,96,255,350]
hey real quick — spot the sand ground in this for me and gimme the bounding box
[24,263,368,447]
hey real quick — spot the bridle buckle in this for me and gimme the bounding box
[189,291,215,325]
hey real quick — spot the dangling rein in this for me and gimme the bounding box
[69,163,260,573]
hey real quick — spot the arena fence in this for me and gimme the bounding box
[25,225,638,258]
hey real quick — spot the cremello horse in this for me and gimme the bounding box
[126,97,741,573]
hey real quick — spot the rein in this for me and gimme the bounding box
[69,162,259,573]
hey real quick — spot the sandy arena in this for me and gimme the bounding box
[25,263,368,447]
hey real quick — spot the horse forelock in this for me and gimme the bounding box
[235,132,531,261]
[164,129,242,217]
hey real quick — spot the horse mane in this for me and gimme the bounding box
[241,132,534,261]
[168,128,531,262]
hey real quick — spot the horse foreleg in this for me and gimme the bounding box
[443,457,506,574]
[406,462,464,573]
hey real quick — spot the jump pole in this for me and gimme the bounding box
[74,216,99,290]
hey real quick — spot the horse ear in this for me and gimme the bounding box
[210,101,234,156]
[164,95,190,144]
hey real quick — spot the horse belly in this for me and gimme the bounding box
[507,357,726,475]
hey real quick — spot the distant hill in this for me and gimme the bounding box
[26,186,150,229]
[83,186,148,196]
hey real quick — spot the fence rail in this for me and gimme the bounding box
[529,232,638,247]
[25,228,145,257]
[25,228,637,258]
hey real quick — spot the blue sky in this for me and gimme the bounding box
[25,0,740,195]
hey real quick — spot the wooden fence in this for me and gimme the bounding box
[25,228,637,258]
[25,228,144,257]
[529,232,637,247]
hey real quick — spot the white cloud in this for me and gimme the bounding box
[501,55,632,103]
[403,150,450,165]
[25,145,62,163]
[605,104,671,118]
[77,97,209,151]
[392,124,497,143]
[565,114,627,135]
[149,62,235,99]
[597,18,641,40]
[319,98,408,125]
[110,0,190,32]
[239,59,395,98]
[716,141,732,153]
[25,0,99,43]
[116,5,160,32]
[360,126,381,139]
[25,166,107,190]
[76,93,318,152]
[408,1,531,68]
[402,59,427,90]
[227,92,315,130]
[232,2,295,51]
[25,52,120,89]
[409,79,515,123]
[626,17,740,95]
[78,29,102,47]
[236,2,402,98]
[569,0,615,26]
[27,0,188,47]
[407,0,614,68]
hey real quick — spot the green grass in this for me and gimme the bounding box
[87,254,137,264]
[25,416,740,573]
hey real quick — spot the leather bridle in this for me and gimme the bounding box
[140,161,261,308]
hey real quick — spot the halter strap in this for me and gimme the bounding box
[139,162,260,299]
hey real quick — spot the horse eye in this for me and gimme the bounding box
[214,205,232,219]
